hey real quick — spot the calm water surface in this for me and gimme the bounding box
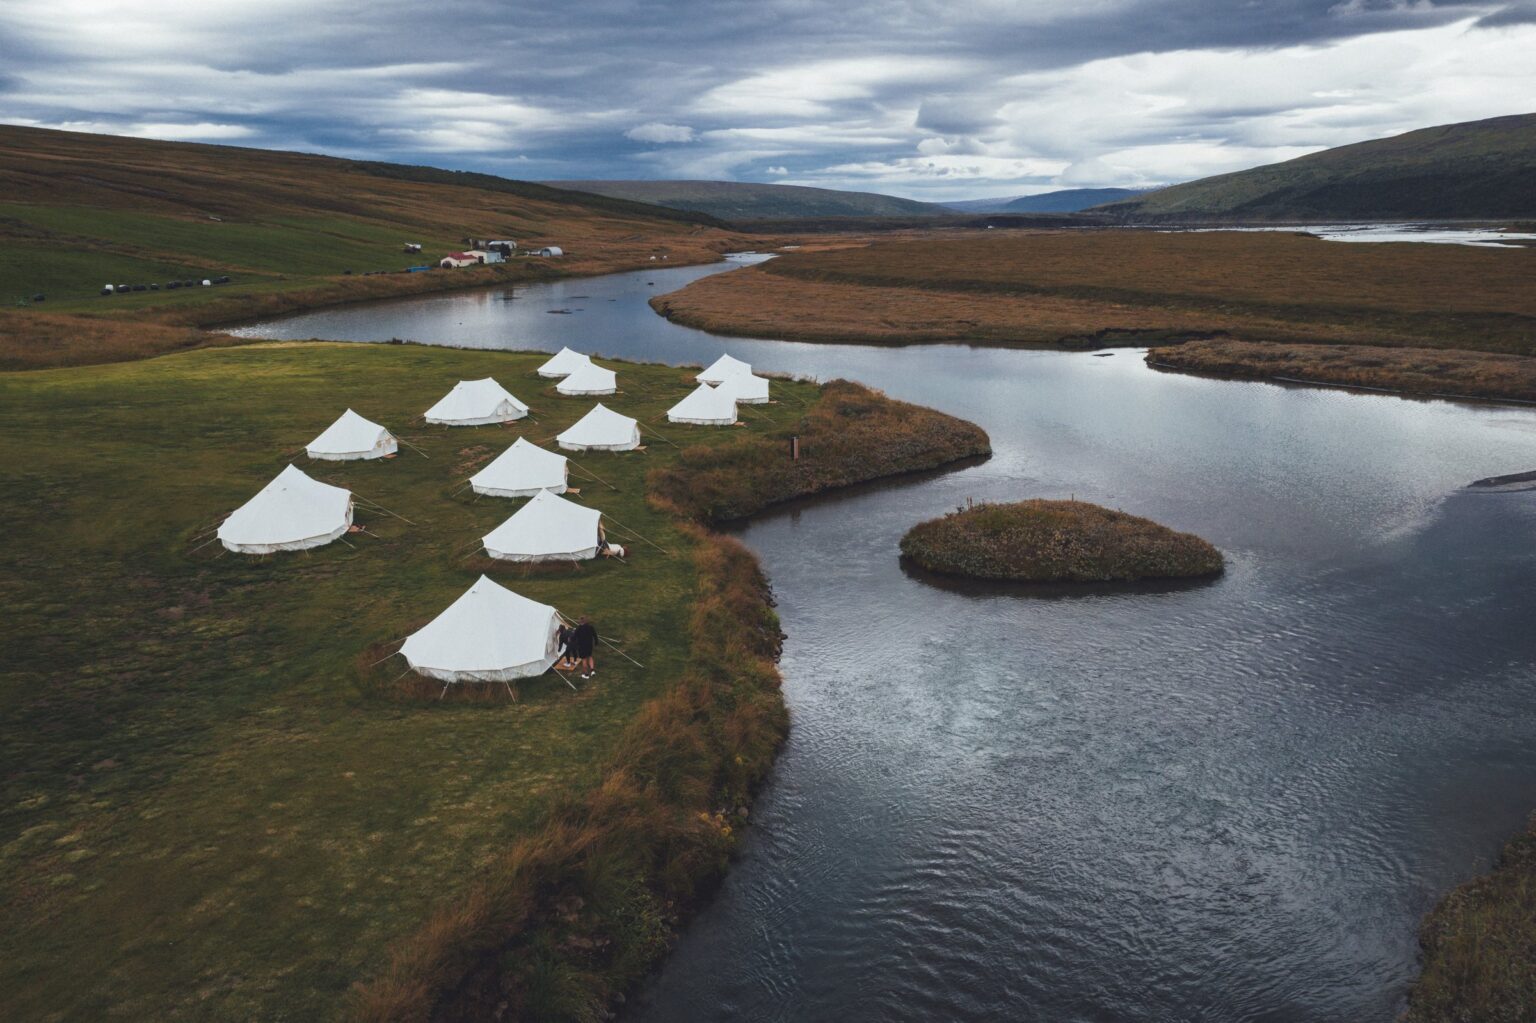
[237,261,1536,1022]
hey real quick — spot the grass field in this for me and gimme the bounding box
[0,342,826,1020]
[655,230,1536,352]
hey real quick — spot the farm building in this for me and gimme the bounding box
[486,240,516,256]
[438,252,481,269]
[534,246,564,257]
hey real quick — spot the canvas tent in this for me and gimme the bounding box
[713,372,771,405]
[306,408,398,460]
[537,347,592,379]
[556,403,641,451]
[556,361,618,396]
[482,489,603,562]
[400,575,561,684]
[697,353,752,384]
[470,437,569,498]
[217,464,353,554]
[668,382,738,426]
[423,378,528,425]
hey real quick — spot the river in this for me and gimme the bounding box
[233,259,1536,1022]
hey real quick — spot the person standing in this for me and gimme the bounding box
[570,616,598,679]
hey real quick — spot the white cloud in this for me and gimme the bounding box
[121,122,256,142]
[625,122,696,143]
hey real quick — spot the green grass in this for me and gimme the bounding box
[0,341,819,1020]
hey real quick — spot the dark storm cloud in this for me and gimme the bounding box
[0,0,1530,197]
[1475,0,1536,25]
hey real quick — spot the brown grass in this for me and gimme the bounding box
[0,309,243,369]
[346,529,787,1023]
[652,268,1250,347]
[1148,338,1536,404]
[647,379,993,523]
[653,230,1536,355]
[1404,814,1536,1023]
[900,499,1224,582]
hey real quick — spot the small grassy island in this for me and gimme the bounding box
[900,499,1224,583]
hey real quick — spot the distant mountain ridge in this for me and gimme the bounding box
[944,188,1153,213]
[544,179,949,220]
[1096,113,1536,221]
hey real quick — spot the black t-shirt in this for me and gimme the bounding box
[571,623,598,657]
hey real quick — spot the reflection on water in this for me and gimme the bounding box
[238,262,1536,1022]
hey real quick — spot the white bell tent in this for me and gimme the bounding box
[537,347,592,379]
[400,576,561,685]
[697,353,752,384]
[306,409,398,460]
[470,437,569,498]
[482,489,603,562]
[217,464,353,554]
[667,382,738,426]
[557,404,641,451]
[556,361,618,396]
[713,372,771,405]
[423,378,528,425]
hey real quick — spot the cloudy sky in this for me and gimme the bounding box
[2,1,1533,201]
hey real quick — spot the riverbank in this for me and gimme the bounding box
[899,500,1223,582]
[0,340,986,1020]
[1147,338,1536,404]
[648,230,1536,358]
[1405,813,1536,1022]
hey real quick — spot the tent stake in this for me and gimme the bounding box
[601,513,672,556]
[354,495,418,525]
[565,457,619,491]
[639,424,683,450]
[598,636,644,668]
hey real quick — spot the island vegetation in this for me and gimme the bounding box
[1149,338,1536,404]
[899,499,1224,583]
[652,228,1536,400]
[0,340,986,1021]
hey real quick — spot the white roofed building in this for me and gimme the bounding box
[424,378,528,426]
[537,347,591,379]
[400,576,562,684]
[306,409,398,460]
[470,437,569,498]
[557,403,641,451]
[668,382,738,426]
[217,464,353,554]
[712,372,770,405]
[556,361,618,396]
[482,489,603,562]
[697,354,752,384]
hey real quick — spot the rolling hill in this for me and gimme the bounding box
[0,124,734,319]
[944,188,1151,213]
[1096,113,1536,221]
[545,179,950,220]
